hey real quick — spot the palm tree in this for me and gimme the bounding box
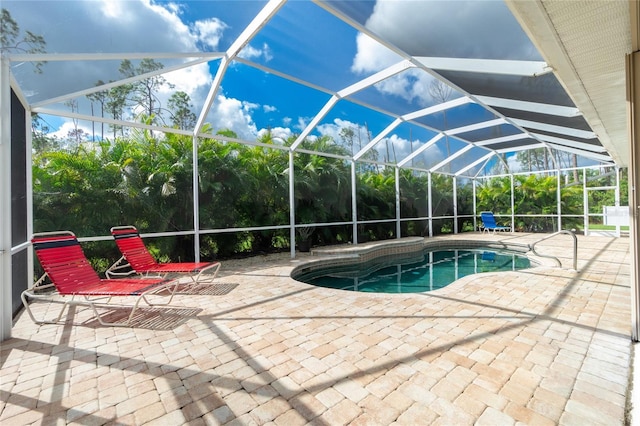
[293,136,351,247]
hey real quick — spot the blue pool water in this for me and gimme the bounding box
[294,249,531,293]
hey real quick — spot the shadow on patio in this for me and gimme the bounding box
[1,233,632,425]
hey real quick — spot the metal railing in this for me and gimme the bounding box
[528,230,578,271]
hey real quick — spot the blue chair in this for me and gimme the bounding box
[480,212,511,233]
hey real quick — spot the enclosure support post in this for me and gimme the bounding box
[583,168,588,235]
[472,179,477,232]
[192,135,201,263]
[428,172,433,237]
[616,166,621,237]
[510,174,515,232]
[395,167,401,238]
[289,151,296,258]
[557,169,562,231]
[0,54,12,340]
[351,161,358,245]
[626,51,640,341]
[453,176,458,234]
[25,111,34,290]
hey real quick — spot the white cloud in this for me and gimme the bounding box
[317,118,353,140]
[316,118,371,155]
[350,23,441,107]
[193,18,228,50]
[49,120,94,142]
[374,69,437,107]
[295,116,311,132]
[351,33,401,74]
[98,1,130,21]
[257,127,292,144]
[5,1,366,148]
[349,0,538,109]
[8,0,198,104]
[238,42,273,62]
[207,94,258,140]
[5,0,275,141]
[159,62,212,100]
[314,118,447,165]
[163,2,183,16]
[363,0,539,60]
[384,134,413,163]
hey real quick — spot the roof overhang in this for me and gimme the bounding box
[506,0,633,166]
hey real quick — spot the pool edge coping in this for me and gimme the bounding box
[291,236,558,280]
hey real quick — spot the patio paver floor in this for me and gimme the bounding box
[0,232,633,425]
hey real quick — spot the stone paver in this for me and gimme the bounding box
[0,233,633,424]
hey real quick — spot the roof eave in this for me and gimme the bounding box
[506,0,631,167]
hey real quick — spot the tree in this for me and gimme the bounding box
[339,127,355,156]
[64,99,81,146]
[119,58,174,122]
[32,114,59,153]
[398,169,429,236]
[239,131,290,251]
[340,125,378,166]
[293,135,351,237]
[66,128,88,146]
[105,84,131,139]
[516,148,551,173]
[32,145,124,236]
[476,176,511,214]
[87,81,109,141]
[168,91,197,130]
[0,8,46,72]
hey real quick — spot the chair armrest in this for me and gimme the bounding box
[105,256,136,279]
[194,262,221,284]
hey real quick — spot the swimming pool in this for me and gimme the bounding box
[293,248,532,293]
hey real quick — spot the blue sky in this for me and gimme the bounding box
[8,1,383,138]
[5,0,563,171]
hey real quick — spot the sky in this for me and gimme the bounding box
[4,0,562,172]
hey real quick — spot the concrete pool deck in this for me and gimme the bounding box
[0,232,634,425]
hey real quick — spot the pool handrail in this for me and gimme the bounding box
[528,230,578,271]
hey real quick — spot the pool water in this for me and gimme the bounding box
[295,249,531,293]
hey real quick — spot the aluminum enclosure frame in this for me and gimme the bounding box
[0,0,632,341]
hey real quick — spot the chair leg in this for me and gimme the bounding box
[91,299,142,327]
[178,263,222,292]
[21,291,72,325]
[98,281,179,326]
[194,264,221,287]
[141,280,179,306]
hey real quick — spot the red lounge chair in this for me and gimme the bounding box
[107,226,221,290]
[22,231,179,326]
